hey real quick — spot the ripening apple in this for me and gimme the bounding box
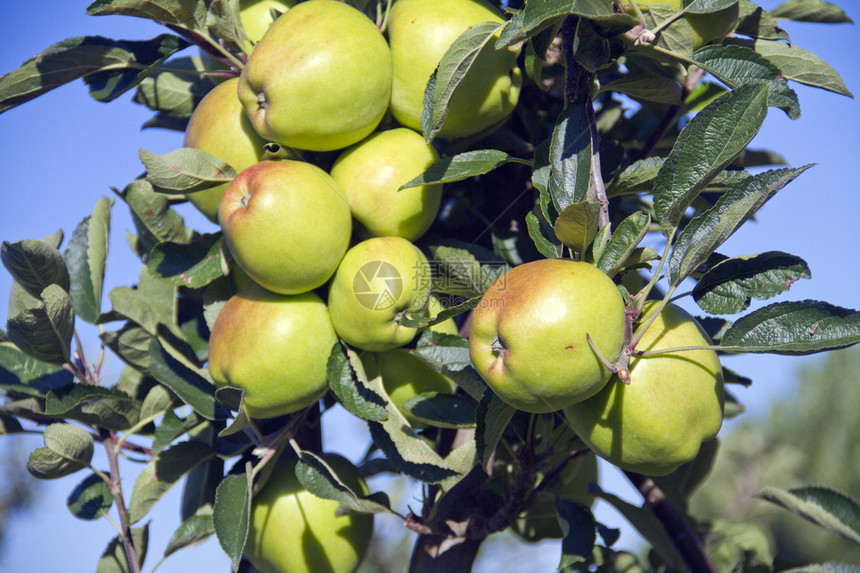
[219,160,352,295]
[182,78,269,223]
[330,128,443,241]
[207,286,338,419]
[238,0,392,151]
[634,0,739,50]
[388,0,523,139]
[328,237,431,352]
[245,454,373,573]
[564,302,725,476]
[469,259,626,413]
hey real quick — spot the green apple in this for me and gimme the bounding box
[207,286,338,419]
[428,294,459,336]
[388,0,522,139]
[183,78,268,223]
[328,237,431,351]
[368,349,456,427]
[563,302,724,476]
[469,259,626,413]
[330,128,443,241]
[239,0,295,46]
[246,454,373,573]
[219,159,352,295]
[634,0,739,50]
[238,0,392,151]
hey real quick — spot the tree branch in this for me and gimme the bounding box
[102,429,140,573]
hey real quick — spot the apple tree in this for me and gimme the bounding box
[0,0,858,572]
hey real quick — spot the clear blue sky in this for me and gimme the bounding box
[0,2,857,571]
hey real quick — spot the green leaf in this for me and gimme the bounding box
[668,166,811,285]
[496,0,634,47]
[367,420,459,483]
[141,148,237,194]
[737,38,853,97]
[64,197,113,324]
[164,511,215,557]
[424,243,508,298]
[1,239,70,299]
[600,74,683,105]
[526,208,564,259]
[423,21,502,142]
[45,383,141,431]
[0,34,188,113]
[0,415,24,434]
[690,44,800,119]
[27,423,94,480]
[548,99,592,213]
[326,342,388,422]
[140,383,176,419]
[6,284,75,365]
[606,157,664,198]
[151,410,205,454]
[213,466,252,572]
[755,485,860,545]
[0,344,73,396]
[770,0,854,23]
[133,56,214,119]
[67,472,113,520]
[653,83,768,234]
[96,525,149,573]
[115,179,193,252]
[400,296,483,330]
[720,300,860,355]
[400,149,527,188]
[684,0,741,14]
[557,500,596,569]
[101,323,153,371]
[87,0,209,30]
[475,389,515,467]
[128,440,213,524]
[413,330,471,372]
[401,392,477,429]
[782,564,860,573]
[693,251,811,314]
[147,234,226,289]
[181,453,222,521]
[148,335,225,421]
[553,201,601,254]
[295,451,393,515]
[596,212,650,277]
[734,0,791,40]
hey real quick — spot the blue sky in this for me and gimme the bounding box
[0,1,858,571]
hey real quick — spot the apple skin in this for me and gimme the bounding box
[327,237,431,352]
[330,128,443,242]
[367,349,456,427]
[245,454,373,573]
[239,0,295,46]
[388,0,523,139]
[207,286,338,419]
[238,0,392,151]
[428,294,460,336]
[635,0,739,50]
[469,259,626,413]
[563,302,724,476]
[219,160,352,295]
[182,78,269,223]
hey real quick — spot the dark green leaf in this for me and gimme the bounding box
[6,284,75,365]
[115,179,193,252]
[164,511,215,557]
[67,472,113,520]
[721,300,860,355]
[101,323,153,371]
[295,451,393,515]
[553,201,601,254]
[684,0,741,14]
[128,440,213,524]
[423,22,502,142]
[755,485,860,545]
[27,423,94,480]
[548,99,592,213]
[148,335,225,421]
[133,56,214,119]
[96,525,149,573]
[691,44,800,119]
[475,389,515,467]
[770,0,854,23]
[64,197,113,324]
[424,243,508,298]
[0,414,24,434]
[413,330,471,372]
[181,453,222,521]
[141,147,236,194]
[147,234,226,289]
[1,239,69,299]
[600,74,683,105]
[693,251,811,314]
[367,421,459,483]
[606,157,664,198]
[653,83,769,234]
[326,342,388,422]
[45,383,141,431]
[735,0,791,40]
[496,0,633,47]
[596,212,650,277]
[526,208,564,259]
[87,0,209,30]
[668,166,811,285]
[400,296,483,330]
[557,499,596,569]
[400,149,527,188]
[401,392,477,429]
[0,344,73,396]
[213,465,252,572]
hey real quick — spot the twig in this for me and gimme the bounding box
[102,429,141,573]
